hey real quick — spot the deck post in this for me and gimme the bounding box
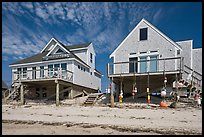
[56,80,60,106]
[20,83,25,105]
[70,88,73,99]
[110,77,114,108]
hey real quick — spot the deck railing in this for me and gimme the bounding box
[107,57,183,76]
[183,65,202,87]
[13,68,73,82]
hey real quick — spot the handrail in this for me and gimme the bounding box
[108,57,182,76]
[13,68,73,82]
[110,57,182,65]
[184,65,202,77]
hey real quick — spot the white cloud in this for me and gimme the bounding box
[21,2,34,11]
[2,56,9,61]
[35,4,49,20]
[2,2,160,59]
[153,8,163,24]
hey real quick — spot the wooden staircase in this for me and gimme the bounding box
[4,82,21,102]
[83,93,103,105]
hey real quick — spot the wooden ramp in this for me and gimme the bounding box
[83,93,103,105]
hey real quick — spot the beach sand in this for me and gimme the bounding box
[2,103,202,135]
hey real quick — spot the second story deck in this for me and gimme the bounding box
[107,57,184,78]
[12,67,73,83]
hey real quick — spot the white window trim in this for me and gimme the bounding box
[129,51,159,73]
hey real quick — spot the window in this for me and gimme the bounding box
[177,50,180,55]
[129,57,138,73]
[140,56,147,73]
[17,68,21,79]
[61,63,67,70]
[48,64,54,77]
[54,64,60,71]
[140,28,148,41]
[150,50,158,53]
[83,68,86,72]
[32,67,36,79]
[90,72,92,75]
[149,56,158,72]
[78,65,80,69]
[90,53,93,63]
[22,67,27,78]
[140,51,147,54]
[56,48,64,54]
[61,63,67,78]
[54,64,60,77]
[40,66,44,78]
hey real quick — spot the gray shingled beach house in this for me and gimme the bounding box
[108,18,202,100]
[7,38,101,105]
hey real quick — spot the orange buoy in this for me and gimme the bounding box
[160,102,168,108]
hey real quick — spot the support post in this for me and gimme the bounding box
[110,77,114,108]
[119,77,123,108]
[147,73,150,105]
[70,88,73,99]
[20,83,25,105]
[56,81,60,106]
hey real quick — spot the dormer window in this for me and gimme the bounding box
[140,28,148,41]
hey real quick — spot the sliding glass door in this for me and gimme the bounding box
[149,56,158,72]
[140,56,147,73]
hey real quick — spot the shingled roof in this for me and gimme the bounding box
[65,42,91,50]
[10,41,91,67]
[10,51,49,65]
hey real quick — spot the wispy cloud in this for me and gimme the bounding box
[152,8,163,24]
[2,2,161,61]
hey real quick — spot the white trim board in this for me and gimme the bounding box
[46,43,70,56]
[40,37,58,53]
[9,57,91,69]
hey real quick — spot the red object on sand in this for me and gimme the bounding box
[160,102,168,108]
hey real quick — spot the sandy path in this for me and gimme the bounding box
[2,104,202,135]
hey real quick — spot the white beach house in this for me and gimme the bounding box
[108,18,202,99]
[8,38,102,105]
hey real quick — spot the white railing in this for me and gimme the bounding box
[108,57,183,76]
[13,68,73,82]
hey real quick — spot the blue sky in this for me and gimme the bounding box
[2,2,202,92]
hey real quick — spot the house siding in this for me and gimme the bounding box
[73,61,101,90]
[113,21,178,74]
[71,49,88,64]
[192,48,202,74]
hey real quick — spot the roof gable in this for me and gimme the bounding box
[40,38,58,53]
[110,18,182,58]
[46,43,70,56]
[10,39,93,69]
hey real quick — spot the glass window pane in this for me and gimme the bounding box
[140,57,147,73]
[40,66,44,78]
[61,63,67,70]
[48,64,53,77]
[150,56,158,72]
[140,28,148,40]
